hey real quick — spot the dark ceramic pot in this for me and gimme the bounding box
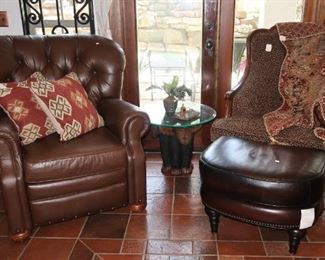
[163,96,178,116]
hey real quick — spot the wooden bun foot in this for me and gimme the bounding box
[129,203,146,212]
[10,230,31,242]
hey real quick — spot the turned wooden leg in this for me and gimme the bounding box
[9,230,31,242]
[205,206,220,233]
[129,203,146,212]
[288,229,306,254]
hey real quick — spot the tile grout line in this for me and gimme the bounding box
[31,226,40,238]
[17,228,38,260]
[170,175,176,241]
[119,206,133,254]
[66,216,89,260]
[80,238,97,254]
[258,226,268,257]
[142,238,148,260]
[144,158,160,258]
[94,253,104,260]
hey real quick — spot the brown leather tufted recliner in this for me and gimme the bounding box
[0,35,150,241]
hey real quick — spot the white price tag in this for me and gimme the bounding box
[299,208,315,229]
[265,44,272,52]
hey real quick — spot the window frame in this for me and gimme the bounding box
[19,0,95,35]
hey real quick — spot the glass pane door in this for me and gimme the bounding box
[231,0,304,87]
[136,0,203,105]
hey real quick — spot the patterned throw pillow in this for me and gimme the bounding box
[30,72,104,141]
[0,72,56,145]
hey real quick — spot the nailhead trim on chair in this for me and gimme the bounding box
[204,203,300,230]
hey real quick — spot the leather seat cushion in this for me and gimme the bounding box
[23,127,127,183]
[200,136,325,208]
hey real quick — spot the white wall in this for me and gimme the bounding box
[93,0,112,38]
[0,0,23,35]
[259,0,301,28]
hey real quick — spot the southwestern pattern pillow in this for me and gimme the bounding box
[263,22,325,144]
[30,72,104,141]
[0,72,56,145]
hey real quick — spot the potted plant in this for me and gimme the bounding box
[146,75,192,115]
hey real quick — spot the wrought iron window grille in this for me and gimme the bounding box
[19,0,95,35]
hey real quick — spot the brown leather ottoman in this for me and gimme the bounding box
[200,136,325,254]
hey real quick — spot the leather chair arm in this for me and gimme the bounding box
[0,115,21,148]
[98,98,150,208]
[98,98,150,144]
[0,115,32,236]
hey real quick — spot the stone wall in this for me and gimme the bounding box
[137,0,202,52]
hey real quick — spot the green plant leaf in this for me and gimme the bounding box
[145,75,192,99]
[145,85,163,91]
[171,75,179,87]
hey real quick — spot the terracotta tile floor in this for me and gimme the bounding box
[0,153,325,259]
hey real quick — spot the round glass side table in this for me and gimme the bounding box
[141,101,216,175]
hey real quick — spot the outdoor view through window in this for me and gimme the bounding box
[232,0,304,87]
[136,0,305,104]
[136,0,203,105]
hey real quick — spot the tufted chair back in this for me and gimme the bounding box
[0,35,150,242]
[0,35,125,106]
